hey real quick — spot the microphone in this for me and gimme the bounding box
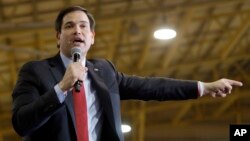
[71,47,82,92]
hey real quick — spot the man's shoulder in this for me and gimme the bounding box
[87,58,117,72]
[21,55,58,70]
[88,58,107,63]
[87,58,112,67]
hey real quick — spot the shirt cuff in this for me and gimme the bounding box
[54,84,67,103]
[198,81,204,97]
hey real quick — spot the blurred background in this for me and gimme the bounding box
[0,0,250,141]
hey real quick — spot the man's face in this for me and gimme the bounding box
[57,11,95,58]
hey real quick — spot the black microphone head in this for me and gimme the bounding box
[71,47,82,62]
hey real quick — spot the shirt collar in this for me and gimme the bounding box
[60,51,86,68]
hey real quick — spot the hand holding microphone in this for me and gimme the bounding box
[58,47,87,93]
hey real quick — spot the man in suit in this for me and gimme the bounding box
[12,6,243,141]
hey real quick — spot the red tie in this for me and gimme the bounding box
[73,84,89,141]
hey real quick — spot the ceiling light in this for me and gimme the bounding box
[153,28,177,40]
[121,124,131,133]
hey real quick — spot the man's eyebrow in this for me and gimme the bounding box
[64,21,89,25]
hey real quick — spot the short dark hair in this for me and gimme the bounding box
[55,6,96,33]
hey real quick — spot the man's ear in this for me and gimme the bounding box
[91,31,95,45]
[56,32,60,39]
[56,32,60,47]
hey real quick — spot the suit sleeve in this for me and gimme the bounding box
[103,60,198,101]
[12,62,63,136]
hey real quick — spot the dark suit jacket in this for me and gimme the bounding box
[12,53,198,141]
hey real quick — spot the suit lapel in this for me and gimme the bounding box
[64,91,76,130]
[48,53,76,130]
[48,53,65,83]
[48,56,116,134]
[87,61,117,132]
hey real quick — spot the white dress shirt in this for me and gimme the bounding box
[54,52,103,141]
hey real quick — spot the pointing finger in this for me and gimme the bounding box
[225,79,243,87]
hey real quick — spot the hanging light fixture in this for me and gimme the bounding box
[154,27,176,40]
[153,14,177,40]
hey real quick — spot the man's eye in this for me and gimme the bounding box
[81,24,87,28]
[65,25,72,28]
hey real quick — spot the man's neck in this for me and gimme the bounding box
[60,51,86,67]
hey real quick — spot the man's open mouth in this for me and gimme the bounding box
[73,37,84,44]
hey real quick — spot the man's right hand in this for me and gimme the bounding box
[59,62,87,93]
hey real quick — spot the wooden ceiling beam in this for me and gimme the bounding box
[234,63,250,83]
[0,0,248,33]
[8,51,17,88]
[221,15,250,60]
[145,123,229,140]
[0,0,5,21]
[136,54,250,76]
[193,8,250,21]
[95,0,249,21]
[106,20,124,62]
[160,8,194,70]
[0,0,40,7]
[171,102,192,125]
[0,22,53,36]
[136,17,155,70]
[198,4,243,62]
[0,45,53,58]
[0,74,9,88]
[212,94,239,118]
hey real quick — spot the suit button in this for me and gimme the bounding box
[49,105,54,108]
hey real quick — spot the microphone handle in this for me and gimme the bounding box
[74,80,82,92]
[73,53,82,92]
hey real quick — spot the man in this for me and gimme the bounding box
[12,6,243,141]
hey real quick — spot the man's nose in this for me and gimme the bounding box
[73,26,81,34]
